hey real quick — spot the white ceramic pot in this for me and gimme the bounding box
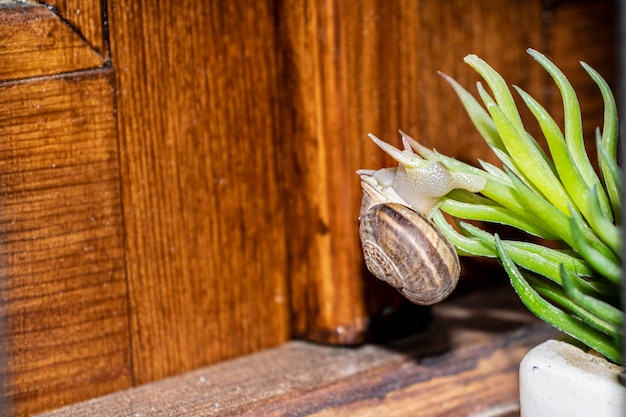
[519,338,625,417]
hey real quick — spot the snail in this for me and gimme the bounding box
[358,132,486,305]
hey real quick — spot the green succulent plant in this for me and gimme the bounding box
[365,49,623,364]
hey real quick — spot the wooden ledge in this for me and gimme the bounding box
[36,286,558,416]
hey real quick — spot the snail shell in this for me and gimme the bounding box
[359,202,460,305]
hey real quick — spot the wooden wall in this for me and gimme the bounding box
[0,0,617,415]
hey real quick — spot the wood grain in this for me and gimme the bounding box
[41,0,108,56]
[0,2,104,81]
[34,285,558,417]
[0,1,618,413]
[279,0,550,345]
[108,0,290,385]
[0,69,130,416]
[415,0,545,163]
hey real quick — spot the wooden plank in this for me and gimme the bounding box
[41,0,107,56]
[279,0,546,345]
[0,69,131,415]
[0,3,104,81]
[107,0,290,385]
[34,285,558,416]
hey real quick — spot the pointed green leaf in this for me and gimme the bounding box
[586,185,621,255]
[495,235,622,364]
[581,62,618,160]
[504,168,574,244]
[431,211,495,257]
[476,83,573,214]
[527,49,611,216]
[513,85,600,222]
[460,223,604,298]
[596,131,621,220]
[439,71,505,152]
[440,192,558,239]
[464,54,525,133]
[561,265,623,328]
[568,208,621,284]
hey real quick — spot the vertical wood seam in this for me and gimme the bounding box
[107,47,136,388]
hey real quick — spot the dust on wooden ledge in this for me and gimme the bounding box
[34,284,556,417]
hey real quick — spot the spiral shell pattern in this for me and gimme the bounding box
[359,203,460,305]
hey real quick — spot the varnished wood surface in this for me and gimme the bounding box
[0,69,131,416]
[42,0,108,56]
[0,2,104,81]
[35,285,558,417]
[544,0,618,144]
[108,0,291,385]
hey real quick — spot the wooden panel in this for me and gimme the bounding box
[42,0,107,56]
[108,0,290,384]
[0,70,130,415]
[415,1,545,162]
[279,0,547,344]
[0,2,104,81]
[34,285,559,417]
[544,0,618,152]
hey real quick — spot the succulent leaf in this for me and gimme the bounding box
[527,49,613,218]
[438,72,505,152]
[495,236,621,364]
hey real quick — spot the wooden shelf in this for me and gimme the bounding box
[35,285,558,416]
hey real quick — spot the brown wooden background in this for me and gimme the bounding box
[0,0,617,415]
